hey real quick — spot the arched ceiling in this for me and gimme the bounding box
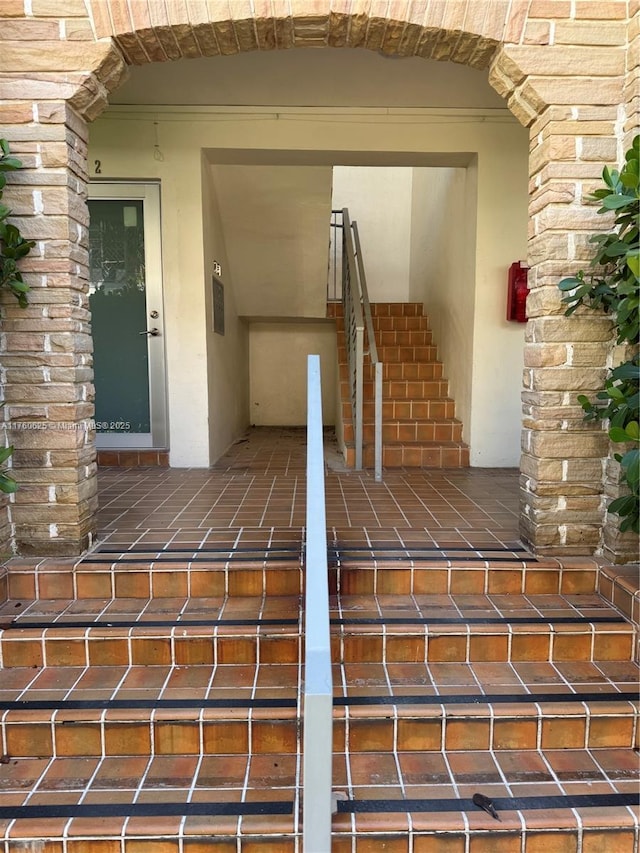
[110,46,507,110]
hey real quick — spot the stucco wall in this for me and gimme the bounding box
[249,322,337,426]
[202,160,250,464]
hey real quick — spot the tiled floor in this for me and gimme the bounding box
[96,426,520,546]
[0,427,638,852]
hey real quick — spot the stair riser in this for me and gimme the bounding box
[333,711,638,753]
[340,380,450,400]
[2,705,635,760]
[2,717,299,759]
[330,566,599,597]
[343,400,455,420]
[340,346,439,363]
[5,565,304,601]
[0,632,301,668]
[339,362,443,381]
[342,423,463,444]
[351,444,469,468]
[331,629,635,664]
[336,315,431,331]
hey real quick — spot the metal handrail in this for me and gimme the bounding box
[303,354,333,853]
[341,208,365,470]
[351,220,383,482]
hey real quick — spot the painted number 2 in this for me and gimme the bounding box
[94,160,102,174]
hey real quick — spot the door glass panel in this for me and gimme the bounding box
[88,199,151,437]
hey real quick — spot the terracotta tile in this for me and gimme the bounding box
[525,570,560,594]
[7,572,36,599]
[2,639,43,667]
[593,631,633,660]
[524,833,578,853]
[55,724,102,756]
[131,637,172,665]
[582,830,636,852]
[414,837,466,852]
[6,724,53,757]
[251,720,297,754]
[588,716,634,748]
[541,718,586,749]
[511,633,550,661]
[427,635,467,662]
[469,634,508,662]
[469,835,522,852]
[445,720,490,751]
[450,570,485,594]
[104,723,152,756]
[492,717,538,749]
[552,633,592,661]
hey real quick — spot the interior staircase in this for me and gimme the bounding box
[330,301,470,469]
[0,543,637,851]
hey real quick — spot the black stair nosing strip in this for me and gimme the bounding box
[4,615,626,631]
[92,545,529,555]
[93,547,302,555]
[5,618,301,630]
[338,792,640,814]
[80,555,302,564]
[332,616,626,626]
[0,801,293,820]
[334,691,639,707]
[1,691,636,713]
[332,546,530,553]
[0,696,298,711]
[333,557,541,564]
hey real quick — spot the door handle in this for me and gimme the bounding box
[139,328,160,336]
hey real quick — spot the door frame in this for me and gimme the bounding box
[88,181,169,450]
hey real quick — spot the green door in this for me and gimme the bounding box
[88,184,167,449]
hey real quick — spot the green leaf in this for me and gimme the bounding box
[609,426,632,442]
[0,445,14,464]
[608,494,637,516]
[601,193,635,210]
[0,473,18,495]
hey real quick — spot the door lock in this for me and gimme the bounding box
[139,328,160,336]
[149,310,159,319]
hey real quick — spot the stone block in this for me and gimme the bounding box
[574,1,627,19]
[554,21,626,45]
[530,366,608,392]
[528,75,624,107]
[524,343,568,368]
[527,316,613,344]
[529,429,608,458]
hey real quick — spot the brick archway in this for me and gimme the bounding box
[0,1,635,558]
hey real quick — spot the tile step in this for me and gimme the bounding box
[342,421,463,444]
[335,313,431,330]
[339,362,445,381]
[340,378,449,398]
[3,559,609,600]
[344,440,470,468]
[0,614,632,667]
[1,664,637,758]
[1,747,637,851]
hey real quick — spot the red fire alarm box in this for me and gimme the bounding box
[507,261,529,323]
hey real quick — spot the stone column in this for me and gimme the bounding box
[0,21,127,555]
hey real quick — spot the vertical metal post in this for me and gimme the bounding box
[374,360,383,482]
[303,355,333,853]
[355,326,364,470]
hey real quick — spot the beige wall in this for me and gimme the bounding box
[409,146,528,467]
[202,160,250,463]
[410,167,476,452]
[211,165,333,319]
[331,167,412,302]
[249,322,337,426]
[89,106,528,467]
